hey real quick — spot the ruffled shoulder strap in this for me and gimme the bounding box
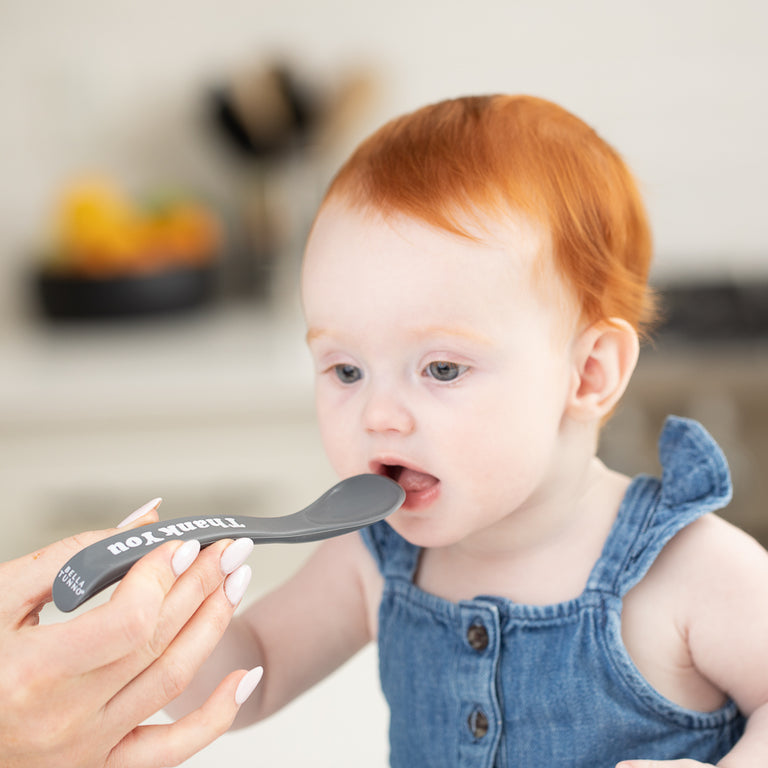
[360,520,421,580]
[587,416,733,597]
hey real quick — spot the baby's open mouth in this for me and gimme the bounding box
[377,463,439,494]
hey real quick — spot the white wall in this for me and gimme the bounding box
[1,0,766,325]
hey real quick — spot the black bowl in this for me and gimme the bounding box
[34,265,216,320]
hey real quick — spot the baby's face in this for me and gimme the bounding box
[302,202,579,549]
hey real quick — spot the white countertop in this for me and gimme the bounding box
[0,304,317,427]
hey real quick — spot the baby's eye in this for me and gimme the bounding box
[334,363,363,384]
[424,361,468,382]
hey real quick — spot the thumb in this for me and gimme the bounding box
[0,498,162,623]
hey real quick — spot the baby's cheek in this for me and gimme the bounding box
[317,411,363,476]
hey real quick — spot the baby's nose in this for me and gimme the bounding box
[362,386,416,436]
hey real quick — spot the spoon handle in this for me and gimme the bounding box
[53,513,254,613]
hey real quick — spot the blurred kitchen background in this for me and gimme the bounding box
[0,1,766,765]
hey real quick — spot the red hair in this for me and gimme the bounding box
[323,94,656,336]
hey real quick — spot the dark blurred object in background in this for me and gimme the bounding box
[656,279,768,341]
[600,276,768,548]
[35,267,214,320]
[211,63,320,161]
[207,59,378,301]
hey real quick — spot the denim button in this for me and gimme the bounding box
[467,623,489,651]
[467,709,489,739]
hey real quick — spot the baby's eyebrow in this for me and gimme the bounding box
[305,327,331,345]
[408,325,494,347]
[305,325,493,347]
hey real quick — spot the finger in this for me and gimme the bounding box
[154,537,237,643]
[40,537,188,676]
[106,667,262,768]
[134,538,253,672]
[0,500,161,624]
[97,538,237,693]
[132,565,252,724]
[101,558,251,723]
[158,538,253,642]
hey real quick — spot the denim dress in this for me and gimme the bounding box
[362,416,746,767]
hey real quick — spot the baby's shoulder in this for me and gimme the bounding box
[630,512,768,621]
[659,513,766,581]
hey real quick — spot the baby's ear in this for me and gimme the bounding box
[566,318,639,421]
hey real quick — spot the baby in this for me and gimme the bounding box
[172,95,768,767]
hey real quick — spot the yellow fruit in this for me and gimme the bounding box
[49,177,220,276]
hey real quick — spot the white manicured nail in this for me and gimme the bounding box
[235,666,263,705]
[117,497,163,528]
[224,564,252,606]
[171,539,201,577]
[220,538,254,575]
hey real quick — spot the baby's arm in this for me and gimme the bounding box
[166,531,380,728]
[618,514,768,768]
[687,518,768,767]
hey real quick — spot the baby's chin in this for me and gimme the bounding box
[383,509,470,551]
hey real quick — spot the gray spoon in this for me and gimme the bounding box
[53,474,404,612]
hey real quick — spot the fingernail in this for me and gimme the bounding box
[171,539,201,577]
[224,564,252,606]
[235,666,263,705]
[220,538,254,575]
[118,497,163,528]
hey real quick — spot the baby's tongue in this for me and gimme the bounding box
[396,467,438,492]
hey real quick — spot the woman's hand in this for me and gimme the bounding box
[0,500,260,768]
